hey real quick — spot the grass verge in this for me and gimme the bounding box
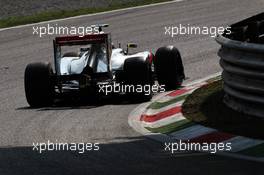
[182,80,264,140]
[0,0,172,28]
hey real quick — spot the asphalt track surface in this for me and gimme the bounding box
[0,0,264,174]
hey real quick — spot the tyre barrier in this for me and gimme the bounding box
[216,13,264,118]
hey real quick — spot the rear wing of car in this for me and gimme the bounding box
[53,33,112,75]
[54,34,109,46]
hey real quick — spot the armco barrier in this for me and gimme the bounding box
[216,13,264,118]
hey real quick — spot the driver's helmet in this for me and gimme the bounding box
[79,47,90,57]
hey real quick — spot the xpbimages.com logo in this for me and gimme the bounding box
[32,24,100,37]
[164,24,231,38]
[32,140,100,154]
[164,140,232,154]
[98,82,165,95]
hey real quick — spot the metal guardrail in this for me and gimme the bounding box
[216,13,264,118]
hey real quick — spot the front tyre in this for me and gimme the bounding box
[24,62,54,107]
[154,46,185,90]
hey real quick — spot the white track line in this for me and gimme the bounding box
[183,72,221,87]
[0,0,184,32]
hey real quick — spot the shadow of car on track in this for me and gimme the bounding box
[16,94,149,111]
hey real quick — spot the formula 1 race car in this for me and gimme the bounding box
[24,24,185,107]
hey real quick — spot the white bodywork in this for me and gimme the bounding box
[59,51,89,75]
[58,48,150,75]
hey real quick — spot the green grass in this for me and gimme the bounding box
[182,80,264,140]
[0,0,172,28]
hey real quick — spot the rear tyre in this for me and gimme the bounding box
[123,57,153,101]
[24,62,54,107]
[154,46,185,90]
